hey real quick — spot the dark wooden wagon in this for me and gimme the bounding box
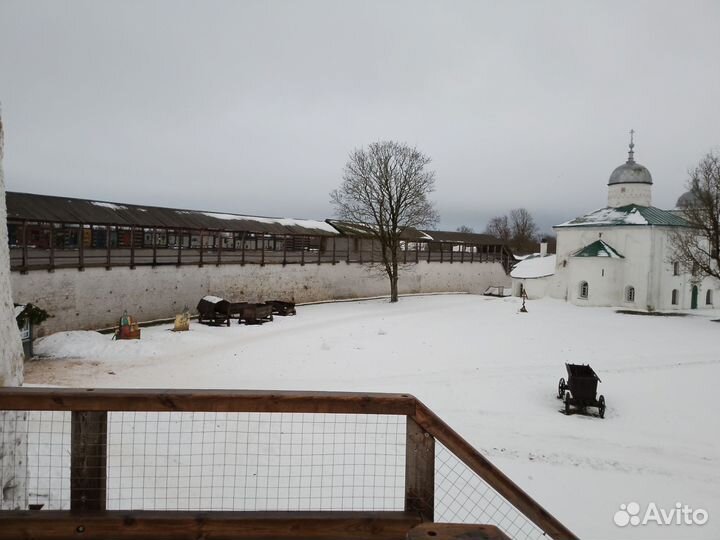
[238,303,274,325]
[267,300,296,316]
[197,296,232,326]
[557,363,606,418]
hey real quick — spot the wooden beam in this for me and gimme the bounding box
[48,223,55,272]
[152,227,157,267]
[130,226,136,269]
[406,523,511,540]
[105,226,111,269]
[21,219,28,273]
[0,511,423,540]
[0,388,417,415]
[199,230,204,267]
[412,401,579,540]
[78,223,85,270]
[70,411,107,511]
[405,417,434,521]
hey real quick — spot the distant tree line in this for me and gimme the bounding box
[484,208,554,255]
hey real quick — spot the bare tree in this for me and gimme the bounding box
[456,225,474,233]
[670,151,720,280]
[331,141,439,302]
[485,215,511,243]
[485,209,538,253]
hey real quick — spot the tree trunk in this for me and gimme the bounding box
[390,274,399,302]
[389,256,399,303]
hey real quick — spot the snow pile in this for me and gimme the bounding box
[510,255,556,279]
[34,331,112,359]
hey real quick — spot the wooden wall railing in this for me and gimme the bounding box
[0,389,576,540]
[7,219,515,274]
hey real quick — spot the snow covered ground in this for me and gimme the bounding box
[27,294,720,539]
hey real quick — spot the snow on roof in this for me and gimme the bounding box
[556,204,689,228]
[510,254,556,279]
[201,295,226,304]
[572,239,624,259]
[91,201,129,210]
[197,211,339,234]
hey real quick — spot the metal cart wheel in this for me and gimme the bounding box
[598,395,606,418]
[564,393,571,415]
[557,378,566,399]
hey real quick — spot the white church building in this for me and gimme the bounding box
[514,134,717,311]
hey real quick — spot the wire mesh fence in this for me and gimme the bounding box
[435,441,547,540]
[4,411,406,512]
[0,399,565,540]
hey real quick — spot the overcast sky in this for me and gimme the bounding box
[1,1,719,233]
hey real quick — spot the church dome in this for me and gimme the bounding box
[676,189,698,208]
[608,161,653,185]
[607,131,653,185]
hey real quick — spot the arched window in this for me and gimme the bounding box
[673,262,680,276]
[625,286,635,302]
[707,290,714,305]
[579,281,589,299]
[671,289,679,305]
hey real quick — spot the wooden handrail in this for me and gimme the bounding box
[412,400,578,540]
[0,388,576,539]
[0,388,416,415]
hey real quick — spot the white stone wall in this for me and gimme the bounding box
[607,183,652,207]
[511,276,552,300]
[11,261,510,336]
[551,224,719,310]
[0,115,27,510]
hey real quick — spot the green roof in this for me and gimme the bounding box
[556,204,689,228]
[572,240,624,259]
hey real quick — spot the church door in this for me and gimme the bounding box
[691,286,698,309]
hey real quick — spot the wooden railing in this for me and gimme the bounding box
[0,389,576,540]
[7,220,515,274]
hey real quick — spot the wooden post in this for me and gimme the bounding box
[403,241,408,264]
[48,222,55,272]
[130,226,136,269]
[427,241,431,263]
[460,243,465,263]
[370,239,374,264]
[152,228,157,267]
[241,232,246,266]
[440,244,444,264]
[20,220,29,273]
[405,417,435,521]
[300,236,305,265]
[317,237,322,265]
[261,234,265,266]
[105,225,112,269]
[177,230,182,266]
[416,241,419,263]
[78,223,85,271]
[71,411,107,511]
[283,234,288,266]
[332,236,336,265]
[199,230,204,267]
[470,244,474,263]
[217,231,223,266]
[449,244,453,264]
